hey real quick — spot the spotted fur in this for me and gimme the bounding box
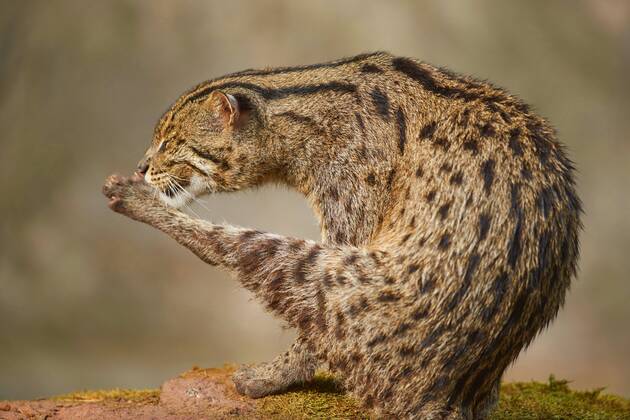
[105,52,582,419]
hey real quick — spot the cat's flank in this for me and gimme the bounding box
[103,52,581,419]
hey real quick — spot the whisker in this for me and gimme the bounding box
[167,175,213,214]
[166,178,203,219]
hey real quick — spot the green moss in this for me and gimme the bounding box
[257,372,371,419]
[492,376,630,420]
[258,373,630,419]
[51,388,160,404]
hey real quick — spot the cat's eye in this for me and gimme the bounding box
[157,139,168,152]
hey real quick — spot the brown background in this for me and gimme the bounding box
[1,0,629,400]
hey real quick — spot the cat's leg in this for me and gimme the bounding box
[232,334,318,398]
[103,175,394,402]
[472,379,500,420]
[103,174,390,328]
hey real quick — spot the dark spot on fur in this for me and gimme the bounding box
[315,286,327,330]
[483,273,507,322]
[508,127,523,156]
[378,290,401,302]
[329,186,339,201]
[335,310,346,340]
[366,172,377,186]
[510,183,521,215]
[426,189,437,203]
[400,233,412,245]
[399,344,415,357]
[360,63,383,73]
[479,213,491,241]
[447,253,481,311]
[438,202,451,220]
[359,295,370,310]
[370,87,390,120]
[438,233,451,250]
[421,276,436,294]
[537,187,554,219]
[521,164,533,180]
[433,137,449,150]
[450,171,464,185]
[463,139,479,154]
[415,166,423,178]
[507,216,522,269]
[481,158,496,196]
[394,322,411,336]
[439,163,452,173]
[408,264,419,274]
[458,108,471,126]
[480,121,496,137]
[295,245,322,283]
[355,112,366,133]
[336,274,347,286]
[412,305,429,320]
[419,121,437,139]
[387,169,396,188]
[367,332,386,347]
[396,107,407,154]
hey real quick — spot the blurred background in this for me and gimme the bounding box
[1,0,629,400]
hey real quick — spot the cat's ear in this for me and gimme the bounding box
[206,91,240,128]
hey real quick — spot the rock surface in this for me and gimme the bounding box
[1,367,629,419]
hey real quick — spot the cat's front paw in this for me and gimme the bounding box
[102,173,158,220]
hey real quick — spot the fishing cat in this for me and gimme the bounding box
[103,52,581,419]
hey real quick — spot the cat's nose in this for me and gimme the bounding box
[137,158,150,175]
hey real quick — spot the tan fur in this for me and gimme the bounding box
[103,52,582,419]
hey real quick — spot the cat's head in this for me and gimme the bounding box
[138,90,267,208]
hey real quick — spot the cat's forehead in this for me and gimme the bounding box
[154,105,189,140]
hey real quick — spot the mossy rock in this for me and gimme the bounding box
[2,368,628,419]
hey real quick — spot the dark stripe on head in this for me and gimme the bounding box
[396,107,407,154]
[230,51,384,78]
[275,111,324,134]
[185,80,358,105]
